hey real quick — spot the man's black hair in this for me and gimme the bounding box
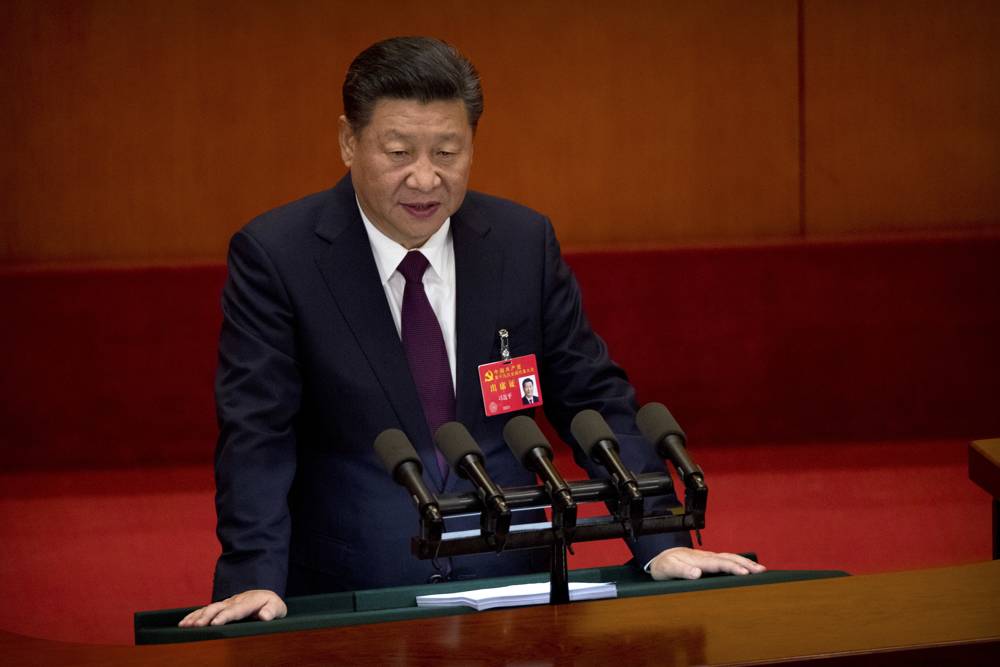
[343,36,483,132]
[522,378,534,388]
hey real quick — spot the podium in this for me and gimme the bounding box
[2,561,999,665]
[134,561,840,644]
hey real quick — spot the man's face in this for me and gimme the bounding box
[523,380,534,398]
[339,98,474,249]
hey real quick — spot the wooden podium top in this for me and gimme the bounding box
[4,560,1000,665]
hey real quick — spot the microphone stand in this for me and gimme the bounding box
[549,481,576,604]
[409,472,708,605]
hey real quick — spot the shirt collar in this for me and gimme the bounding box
[357,198,452,284]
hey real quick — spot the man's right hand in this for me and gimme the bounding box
[178,589,287,627]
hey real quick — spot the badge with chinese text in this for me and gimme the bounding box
[478,353,543,416]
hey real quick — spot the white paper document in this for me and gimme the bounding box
[416,581,617,611]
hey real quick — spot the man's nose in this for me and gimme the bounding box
[406,156,441,192]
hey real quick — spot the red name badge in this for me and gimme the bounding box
[478,354,543,416]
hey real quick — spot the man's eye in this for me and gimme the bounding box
[389,150,409,158]
[437,151,455,158]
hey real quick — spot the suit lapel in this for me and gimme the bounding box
[313,177,446,489]
[451,201,504,494]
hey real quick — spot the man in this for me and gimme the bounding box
[181,36,763,628]
[521,377,538,404]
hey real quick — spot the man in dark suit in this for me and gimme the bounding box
[181,36,763,629]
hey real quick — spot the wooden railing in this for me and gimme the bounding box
[969,439,1000,560]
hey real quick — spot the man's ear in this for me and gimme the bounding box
[338,115,355,168]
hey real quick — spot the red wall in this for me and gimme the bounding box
[4,236,998,468]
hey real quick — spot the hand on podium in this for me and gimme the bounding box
[648,548,766,581]
[178,589,287,627]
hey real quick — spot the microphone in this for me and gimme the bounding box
[374,429,443,526]
[434,422,510,550]
[636,402,704,485]
[503,416,576,521]
[636,402,707,524]
[570,410,644,539]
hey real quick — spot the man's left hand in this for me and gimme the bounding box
[648,547,766,581]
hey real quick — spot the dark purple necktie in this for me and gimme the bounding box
[397,251,453,482]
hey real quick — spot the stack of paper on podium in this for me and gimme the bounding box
[416,581,617,611]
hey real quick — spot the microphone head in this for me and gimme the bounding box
[502,416,553,466]
[374,429,422,475]
[636,402,687,447]
[434,421,483,473]
[570,409,618,460]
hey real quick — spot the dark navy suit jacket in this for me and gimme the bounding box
[212,174,688,600]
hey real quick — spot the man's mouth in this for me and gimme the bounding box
[401,202,440,219]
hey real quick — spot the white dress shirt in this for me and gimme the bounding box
[358,202,458,391]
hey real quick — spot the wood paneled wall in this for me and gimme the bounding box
[805,0,1000,234]
[2,0,998,263]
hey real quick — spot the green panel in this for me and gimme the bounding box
[134,565,849,645]
[615,569,849,598]
[354,568,610,612]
